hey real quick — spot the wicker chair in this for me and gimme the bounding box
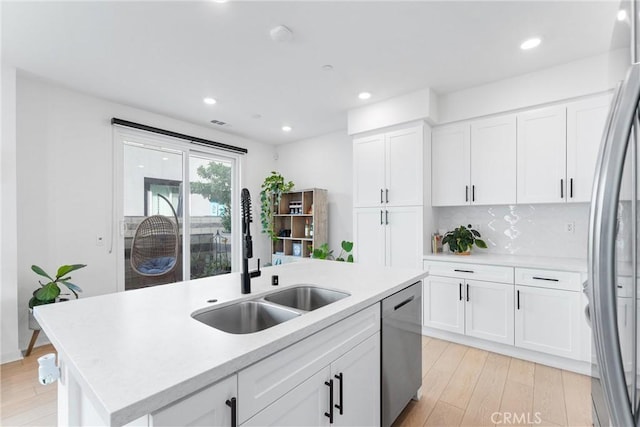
[130,215,179,286]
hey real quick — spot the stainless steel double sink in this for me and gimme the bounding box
[192,286,350,334]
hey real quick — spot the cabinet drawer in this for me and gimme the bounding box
[424,261,513,284]
[238,304,380,423]
[515,268,581,291]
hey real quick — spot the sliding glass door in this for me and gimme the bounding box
[116,129,240,291]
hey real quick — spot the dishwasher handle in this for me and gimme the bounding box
[393,296,415,311]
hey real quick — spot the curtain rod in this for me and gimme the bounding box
[111,118,248,154]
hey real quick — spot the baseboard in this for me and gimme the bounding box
[422,326,592,376]
[1,350,23,364]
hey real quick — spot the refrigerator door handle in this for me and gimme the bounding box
[589,65,639,427]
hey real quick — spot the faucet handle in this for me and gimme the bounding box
[250,259,261,278]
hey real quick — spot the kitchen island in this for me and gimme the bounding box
[34,260,427,426]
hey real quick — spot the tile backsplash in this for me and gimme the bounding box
[434,203,591,259]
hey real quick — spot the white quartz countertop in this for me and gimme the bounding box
[423,253,588,273]
[34,260,427,426]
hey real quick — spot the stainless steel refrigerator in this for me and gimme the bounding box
[589,1,640,425]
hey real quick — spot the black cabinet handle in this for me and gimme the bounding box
[459,283,462,301]
[380,210,383,225]
[532,276,559,282]
[465,185,469,202]
[334,373,344,415]
[380,189,383,204]
[472,185,475,202]
[324,379,334,423]
[560,179,564,198]
[517,290,520,310]
[385,210,389,225]
[466,283,470,302]
[454,269,474,274]
[225,397,237,427]
[385,189,389,204]
[570,178,574,198]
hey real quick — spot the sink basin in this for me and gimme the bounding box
[264,286,350,311]
[193,301,300,334]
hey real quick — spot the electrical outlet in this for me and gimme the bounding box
[565,222,575,233]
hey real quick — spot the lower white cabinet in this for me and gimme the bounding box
[354,206,422,269]
[243,333,380,427]
[423,276,514,345]
[150,374,237,426]
[514,285,582,360]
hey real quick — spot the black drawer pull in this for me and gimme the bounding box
[532,276,559,282]
[454,269,474,274]
[459,283,462,301]
[334,373,344,415]
[394,296,415,311]
[225,397,237,427]
[324,379,334,423]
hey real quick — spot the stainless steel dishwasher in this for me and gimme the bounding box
[381,281,422,427]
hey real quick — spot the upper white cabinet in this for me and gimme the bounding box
[432,116,516,207]
[353,125,423,208]
[470,116,517,205]
[516,105,567,204]
[566,94,613,203]
[432,124,470,206]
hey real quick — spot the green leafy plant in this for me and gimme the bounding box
[190,161,232,233]
[442,225,487,254]
[260,171,294,241]
[29,264,86,308]
[312,241,354,262]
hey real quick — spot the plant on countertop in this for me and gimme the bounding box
[442,225,487,255]
[260,171,294,241]
[312,241,354,262]
[28,264,87,308]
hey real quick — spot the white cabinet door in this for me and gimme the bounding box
[432,124,471,206]
[423,276,465,334]
[470,115,517,205]
[566,94,612,203]
[514,286,581,360]
[353,208,385,266]
[151,374,237,427]
[517,106,567,204]
[353,134,385,207]
[465,280,515,345]
[385,126,423,207]
[331,333,380,427]
[242,367,330,427]
[385,206,423,269]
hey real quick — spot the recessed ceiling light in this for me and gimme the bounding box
[213,0,228,3]
[617,9,627,21]
[520,37,541,50]
[203,97,217,105]
[358,92,372,100]
[138,165,144,168]
[282,125,292,132]
[162,157,168,161]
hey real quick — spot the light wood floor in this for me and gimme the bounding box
[1,345,57,427]
[0,339,592,427]
[393,336,592,427]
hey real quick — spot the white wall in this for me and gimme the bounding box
[15,73,275,351]
[437,49,628,124]
[1,64,21,363]
[276,130,353,254]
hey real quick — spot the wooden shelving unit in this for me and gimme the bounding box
[271,188,328,264]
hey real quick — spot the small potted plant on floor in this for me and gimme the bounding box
[442,225,487,255]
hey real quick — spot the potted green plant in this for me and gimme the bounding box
[312,241,354,262]
[29,264,86,308]
[442,225,487,255]
[260,171,294,241]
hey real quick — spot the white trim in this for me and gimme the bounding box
[422,325,591,376]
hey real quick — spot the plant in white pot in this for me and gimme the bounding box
[442,225,487,255]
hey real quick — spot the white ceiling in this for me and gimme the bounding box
[2,1,628,144]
